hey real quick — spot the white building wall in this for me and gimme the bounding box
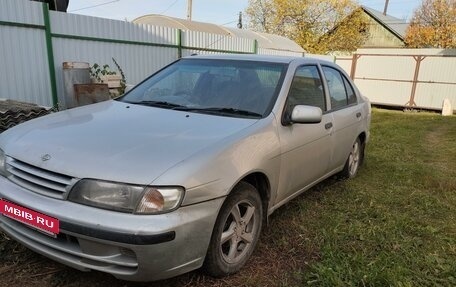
[257,48,303,57]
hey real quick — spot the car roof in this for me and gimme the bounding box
[186,54,334,65]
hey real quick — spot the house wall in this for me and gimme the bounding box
[362,16,405,48]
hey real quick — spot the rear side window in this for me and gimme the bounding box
[322,66,358,110]
[343,76,357,105]
[322,66,347,110]
[286,65,326,112]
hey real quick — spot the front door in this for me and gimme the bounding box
[275,65,332,205]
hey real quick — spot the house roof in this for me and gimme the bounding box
[362,6,409,40]
[133,15,305,53]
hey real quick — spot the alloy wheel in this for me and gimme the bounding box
[348,140,360,177]
[220,200,258,264]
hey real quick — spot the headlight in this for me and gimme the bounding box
[68,179,184,214]
[0,149,6,177]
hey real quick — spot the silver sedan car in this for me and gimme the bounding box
[0,55,370,281]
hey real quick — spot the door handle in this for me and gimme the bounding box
[356,112,362,118]
[325,122,333,130]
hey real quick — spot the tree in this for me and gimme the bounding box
[314,8,369,53]
[245,0,277,34]
[245,0,369,54]
[405,0,456,48]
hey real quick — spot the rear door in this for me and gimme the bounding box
[321,65,363,170]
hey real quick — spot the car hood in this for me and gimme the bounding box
[1,100,258,184]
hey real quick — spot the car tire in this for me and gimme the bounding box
[204,181,263,277]
[339,137,363,179]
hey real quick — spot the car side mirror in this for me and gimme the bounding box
[290,105,323,124]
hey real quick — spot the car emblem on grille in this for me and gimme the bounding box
[41,154,51,161]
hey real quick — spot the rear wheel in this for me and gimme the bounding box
[339,138,363,179]
[204,182,263,277]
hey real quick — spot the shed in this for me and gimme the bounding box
[133,15,305,54]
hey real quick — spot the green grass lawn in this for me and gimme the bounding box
[0,109,455,287]
[295,108,456,287]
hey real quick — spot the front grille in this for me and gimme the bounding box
[5,157,76,199]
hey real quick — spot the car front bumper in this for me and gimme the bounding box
[0,176,225,281]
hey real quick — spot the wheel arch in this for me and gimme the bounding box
[358,131,367,144]
[358,131,367,164]
[234,172,271,225]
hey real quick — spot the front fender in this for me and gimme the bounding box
[151,115,281,206]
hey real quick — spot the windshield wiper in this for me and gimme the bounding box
[175,107,263,118]
[126,100,186,109]
[125,101,262,118]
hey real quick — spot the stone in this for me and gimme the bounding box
[442,98,453,116]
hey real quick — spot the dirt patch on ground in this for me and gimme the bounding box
[425,126,446,147]
[424,123,456,182]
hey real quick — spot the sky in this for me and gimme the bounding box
[67,0,424,26]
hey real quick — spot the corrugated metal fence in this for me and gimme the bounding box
[336,49,456,111]
[1,0,304,108]
[12,1,450,112]
[0,0,51,106]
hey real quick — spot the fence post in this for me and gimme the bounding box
[253,39,258,54]
[350,54,361,80]
[177,29,183,58]
[406,55,426,108]
[42,3,58,109]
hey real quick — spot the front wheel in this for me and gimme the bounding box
[204,182,263,277]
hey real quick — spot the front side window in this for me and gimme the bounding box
[286,65,326,113]
[120,59,287,118]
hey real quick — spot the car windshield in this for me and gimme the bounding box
[119,59,288,118]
